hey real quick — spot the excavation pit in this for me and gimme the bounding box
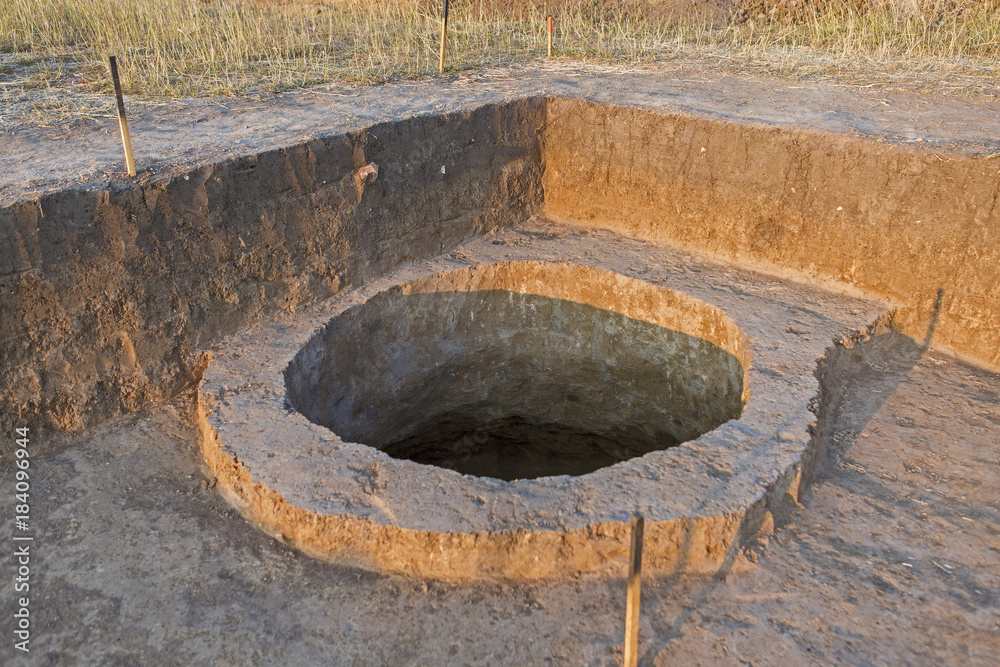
[284,266,747,481]
[197,236,887,580]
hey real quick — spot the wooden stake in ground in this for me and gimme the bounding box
[623,514,644,667]
[108,55,136,177]
[547,15,554,58]
[439,0,450,74]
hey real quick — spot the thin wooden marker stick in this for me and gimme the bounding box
[623,514,644,667]
[547,15,554,58]
[108,56,136,177]
[439,0,450,74]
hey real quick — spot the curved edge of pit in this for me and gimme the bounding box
[194,259,896,580]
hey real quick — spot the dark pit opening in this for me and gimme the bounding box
[381,415,680,481]
[285,263,747,481]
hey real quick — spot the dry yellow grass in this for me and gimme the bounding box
[0,0,998,118]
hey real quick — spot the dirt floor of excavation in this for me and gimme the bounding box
[1,67,999,665]
[0,319,997,665]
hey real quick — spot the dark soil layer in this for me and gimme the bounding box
[0,99,545,439]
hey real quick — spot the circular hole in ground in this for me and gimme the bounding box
[285,263,748,481]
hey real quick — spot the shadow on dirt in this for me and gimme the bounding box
[639,304,944,663]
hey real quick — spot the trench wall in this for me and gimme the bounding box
[0,99,546,438]
[542,97,1000,370]
[3,95,999,441]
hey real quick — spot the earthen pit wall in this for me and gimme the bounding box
[195,391,791,580]
[541,98,1000,372]
[0,99,546,439]
[195,397,764,581]
[6,94,1000,442]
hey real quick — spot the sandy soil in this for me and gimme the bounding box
[196,225,882,580]
[1,66,999,664]
[0,316,996,665]
[4,61,1000,206]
